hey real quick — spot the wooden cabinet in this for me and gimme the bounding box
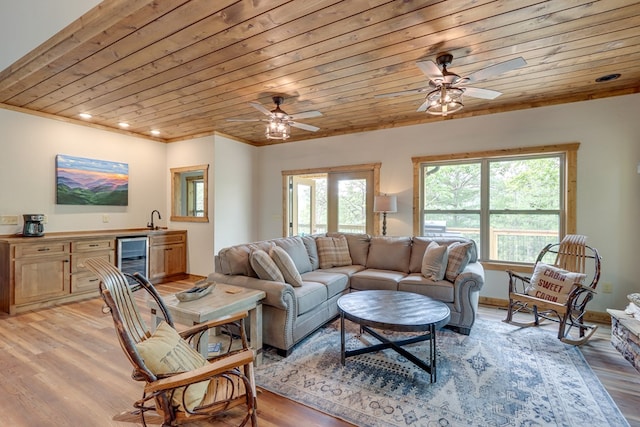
[14,241,71,306]
[149,231,187,283]
[71,238,115,294]
[0,229,186,314]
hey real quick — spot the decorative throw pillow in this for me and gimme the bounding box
[445,241,473,282]
[249,249,284,283]
[526,262,586,304]
[421,241,448,281]
[316,235,352,269]
[270,246,303,287]
[136,321,209,412]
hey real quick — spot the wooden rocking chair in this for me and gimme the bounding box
[504,234,601,345]
[84,257,257,426]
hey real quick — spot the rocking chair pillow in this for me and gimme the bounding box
[136,321,209,412]
[526,262,586,304]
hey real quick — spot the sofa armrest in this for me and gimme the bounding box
[207,272,297,313]
[451,262,485,330]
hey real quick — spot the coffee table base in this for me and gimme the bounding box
[340,314,438,383]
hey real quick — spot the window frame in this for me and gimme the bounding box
[412,143,579,272]
[282,163,381,237]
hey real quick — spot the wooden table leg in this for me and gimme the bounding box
[250,303,263,366]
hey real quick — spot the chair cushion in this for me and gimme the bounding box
[526,262,586,304]
[316,235,352,269]
[421,241,448,281]
[136,321,209,412]
[270,246,303,287]
[249,249,284,283]
[445,241,473,282]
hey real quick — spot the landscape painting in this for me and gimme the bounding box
[56,154,128,206]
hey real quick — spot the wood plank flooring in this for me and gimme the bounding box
[0,277,638,426]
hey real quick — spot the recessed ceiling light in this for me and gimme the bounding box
[150,130,161,136]
[79,113,92,119]
[595,73,621,83]
[118,122,130,128]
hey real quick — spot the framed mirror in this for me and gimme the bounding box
[170,164,209,222]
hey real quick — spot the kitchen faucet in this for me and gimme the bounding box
[148,210,161,230]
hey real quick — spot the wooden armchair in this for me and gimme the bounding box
[84,257,257,426]
[503,234,601,345]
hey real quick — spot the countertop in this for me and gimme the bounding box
[0,228,186,243]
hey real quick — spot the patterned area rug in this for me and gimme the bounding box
[255,317,629,427]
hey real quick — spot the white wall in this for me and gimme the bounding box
[166,136,216,276]
[0,108,167,234]
[256,94,640,313]
[213,134,258,253]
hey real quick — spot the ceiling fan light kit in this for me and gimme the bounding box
[426,85,464,116]
[266,117,291,140]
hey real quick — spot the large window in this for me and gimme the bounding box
[283,164,380,236]
[413,144,578,267]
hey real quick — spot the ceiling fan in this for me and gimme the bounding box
[227,96,323,140]
[376,53,527,116]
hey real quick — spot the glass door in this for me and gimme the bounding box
[327,171,373,234]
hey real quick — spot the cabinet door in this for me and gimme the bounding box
[14,255,70,304]
[149,244,167,281]
[165,243,186,276]
[149,243,186,282]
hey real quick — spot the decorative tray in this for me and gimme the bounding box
[175,280,216,302]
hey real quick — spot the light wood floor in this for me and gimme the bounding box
[0,278,638,426]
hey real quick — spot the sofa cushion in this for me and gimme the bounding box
[366,236,411,273]
[316,235,352,269]
[274,236,313,274]
[249,249,284,282]
[301,270,349,299]
[294,282,328,316]
[445,241,473,282]
[218,241,274,277]
[328,232,370,266]
[421,241,448,281]
[409,237,434,273]
[350,269,406,291]
[301,235,320,270]
[398,274,454,302]
[136,321,209,412]
[526,262,586,304]
[270,246,303,287]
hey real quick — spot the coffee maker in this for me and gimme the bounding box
[23,214,45,237]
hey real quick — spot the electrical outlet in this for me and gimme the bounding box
[102,214,110,223]
[601,283,613,294]
[0,215,19,225]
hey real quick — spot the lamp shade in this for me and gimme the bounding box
[373,195,397,213]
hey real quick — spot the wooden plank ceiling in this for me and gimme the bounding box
[0,0,639,146]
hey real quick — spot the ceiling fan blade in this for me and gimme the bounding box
[226,118,262,122]
[462,87,502,100]
[416,99,429,112]
[290,121,319,132]
[249,101,273,116]
[463,57,526,84]
[290,110,322,120]
[375,88,429,98]
[416,60,444,81]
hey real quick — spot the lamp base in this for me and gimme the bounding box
[382,212,387,236]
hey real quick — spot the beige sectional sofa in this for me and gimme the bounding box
[208,233,484,356]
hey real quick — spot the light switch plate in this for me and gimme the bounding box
[0,215,19,225]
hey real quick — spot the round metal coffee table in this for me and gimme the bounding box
[337,290,450,383]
